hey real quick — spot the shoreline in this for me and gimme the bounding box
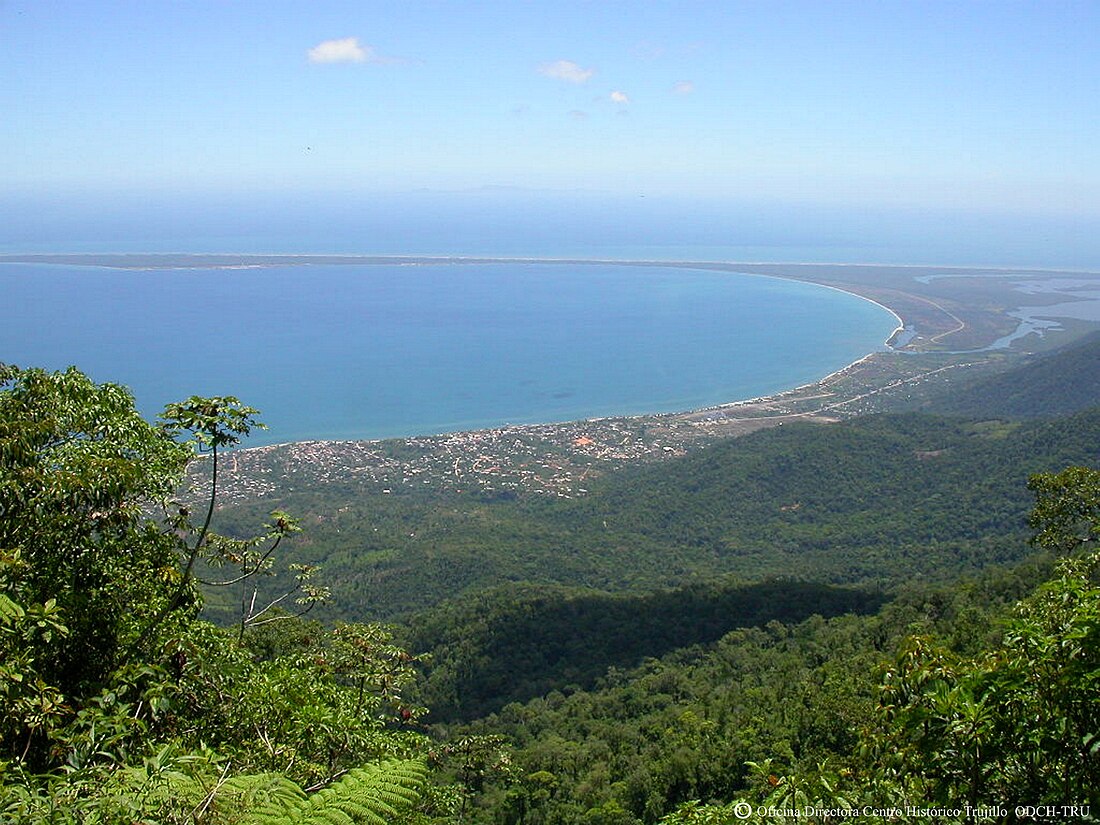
[249,341,889,453]
[42,252,1072,499]
[202,344,993,504]
[12,251,1094,500]
[8,252,1086,459]
[2,252,917,435]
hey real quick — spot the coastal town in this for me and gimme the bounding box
[10,253,1094,505]
[170,253,1100,505]
[198,346,999,504]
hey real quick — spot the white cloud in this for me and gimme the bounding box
[672,81,695,95]
[610,90,630,104]
[307,37,399,65]
[539,59,595,84]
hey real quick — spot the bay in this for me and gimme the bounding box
[1,262,898,445]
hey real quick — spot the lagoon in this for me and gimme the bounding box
[1,261,898,445]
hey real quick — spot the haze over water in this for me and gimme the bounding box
[1,261,897,445]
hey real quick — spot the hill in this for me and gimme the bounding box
[402,578,884,721]
[211,407,1100,621]
[922,330,1100,418]
[448,552,1064,823]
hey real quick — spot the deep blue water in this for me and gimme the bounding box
[1,261,897,445]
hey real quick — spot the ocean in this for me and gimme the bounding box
[3,260,897,445]
[5,189,1098,269]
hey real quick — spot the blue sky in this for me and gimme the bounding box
[3,1,1100,262]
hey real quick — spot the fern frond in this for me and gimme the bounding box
[209,772,306,822]
[230,758,427,825]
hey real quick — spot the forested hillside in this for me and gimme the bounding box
[213,407,1100,621]
[5,364,1100,824]
[923,330,1100,418]
[448,545,1095,824]
[403,579,884,721]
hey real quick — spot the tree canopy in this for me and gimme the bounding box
[3,363,1098,824]
[0,366,438,823]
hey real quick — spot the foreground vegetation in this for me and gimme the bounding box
[452,540,1100,823]
[2,363,1099,823]
[0,366,450,822]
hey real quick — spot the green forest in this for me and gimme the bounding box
[2,338,1099,823]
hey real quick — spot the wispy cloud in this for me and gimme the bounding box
[308,37,367,63]
[610,90,630,104]
[539,59,595,84]
[672,81,695,95]
[307,37,404,65]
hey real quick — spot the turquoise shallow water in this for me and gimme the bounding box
[1,261,897,445]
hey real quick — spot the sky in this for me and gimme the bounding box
[3,1,1100,263]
